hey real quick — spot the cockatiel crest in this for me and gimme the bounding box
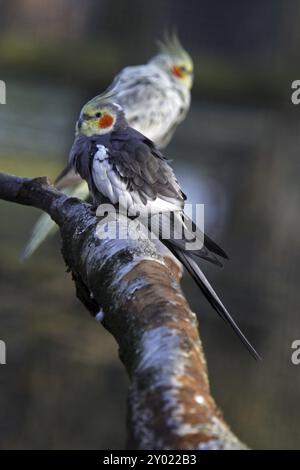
[154,31,194,89]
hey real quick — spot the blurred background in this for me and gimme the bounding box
[0,0,300,450]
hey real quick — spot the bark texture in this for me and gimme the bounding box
[0,171,247,450]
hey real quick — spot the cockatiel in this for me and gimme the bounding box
[67,98,260,360]
[22,34,193,259]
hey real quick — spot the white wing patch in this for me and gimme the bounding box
[92,145,127,204]
[92,144,182,213]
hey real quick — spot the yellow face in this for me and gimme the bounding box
[170,59,193,89]
[77,102,117,137]
[155,33,194,90]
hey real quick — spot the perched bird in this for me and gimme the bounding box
[67,98,260,360]
[21,34,193,260]
[105,33,193,148]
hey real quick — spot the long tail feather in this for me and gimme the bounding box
[168,244,261,360]
[20,181,89,261]
[204,233,229,260]
[183,213,229,259]
[150,212,225,267]
[20,212,57,261]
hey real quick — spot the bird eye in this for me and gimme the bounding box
[180,66,187,72]
[171,65,183,78]
[95,112,102,118]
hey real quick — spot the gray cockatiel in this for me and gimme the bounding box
[22,34,193,260]
[66,98,260,360]
[107,35,192,149]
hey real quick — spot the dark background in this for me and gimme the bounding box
[0,0,300,449]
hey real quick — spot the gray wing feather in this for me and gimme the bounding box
[70,130,185,212]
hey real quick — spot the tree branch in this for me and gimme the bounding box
[0,171,247,450]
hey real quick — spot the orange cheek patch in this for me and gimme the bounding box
[171,65,183,78]
[98,114,114,128]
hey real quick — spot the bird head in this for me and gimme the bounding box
[76,97,127,137]
[150,32,193,89]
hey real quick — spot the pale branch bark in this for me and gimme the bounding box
[0,171,247,450]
